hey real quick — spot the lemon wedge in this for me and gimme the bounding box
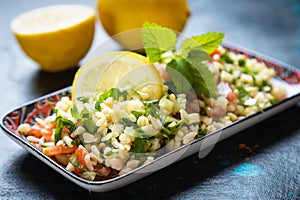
[10,4,95,72]
[72,51,163,105]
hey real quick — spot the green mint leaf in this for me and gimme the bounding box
[141,22,224,99]
[187,50,218,98]
[172,32,224,98]
[180,38,211,60]
[166,56,217,98]
[193,62,218,98]
[142,21,177,63]
[181,32,225,55]
[186,48,210,63]
[166,59,193,93]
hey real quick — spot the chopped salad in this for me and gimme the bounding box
[17,23,286,181]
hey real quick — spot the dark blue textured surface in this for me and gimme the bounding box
[0,0,300,199]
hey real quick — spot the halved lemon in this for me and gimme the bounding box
[10,4,95,72]
[72,51,163,105]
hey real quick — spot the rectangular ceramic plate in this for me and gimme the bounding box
[1,44,300,192]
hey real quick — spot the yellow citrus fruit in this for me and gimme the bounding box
[72,51,163,105]
[11,5,96,72]
[97,0,190,51]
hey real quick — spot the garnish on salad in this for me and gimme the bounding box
[17,22,286,181]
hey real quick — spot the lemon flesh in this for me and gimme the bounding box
[72,51,163,106]
[11,5,95,72]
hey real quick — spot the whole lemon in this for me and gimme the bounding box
[11,5,96,72]
[97,0,190,51]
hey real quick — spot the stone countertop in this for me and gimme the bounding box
[0,0,299,199]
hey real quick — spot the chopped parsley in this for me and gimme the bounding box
[236,85,250,105]
[70,105,97,134]
[95,88,127,111]
[238,58,246,67]
[77,96,89,104]
[220,51,233,64]
[131,110,144,119]
[129,138,152,153]
[54,117,76,144]
[161,120,183,139]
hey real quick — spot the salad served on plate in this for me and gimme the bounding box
[17,22,286,181]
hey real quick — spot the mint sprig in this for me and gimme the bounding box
[141,22,224,98]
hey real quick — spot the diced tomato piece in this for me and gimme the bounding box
[43,145,77,157]
[73,146,89,174]
[27,124,43,138]
[226,92,238,102]
[74,145,88,169]
[41,129,53,142]
[210,49,221,57]
[45,121,56,130]
[62,126,71,137]
[74,166,82,174]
